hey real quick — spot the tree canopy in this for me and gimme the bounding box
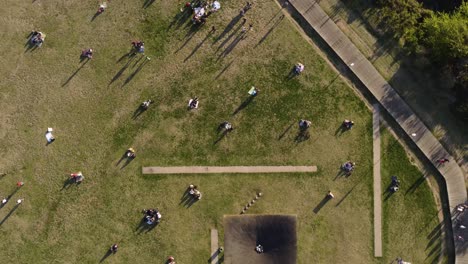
[421,1,468,60]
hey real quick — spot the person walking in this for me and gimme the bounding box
[436,158,449,165]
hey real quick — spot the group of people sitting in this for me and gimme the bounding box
[188,97,199,109]
[255,244,264,253]
[294,62,305,75]
[389,175,400,192]
[239,1,252,16]
[70,172,85,183]
[131,40,145,54]
[126,148,136,158]
[298,119,311,130]
[30,31,46,47]
[81,48,94,59]
[142,208,162,225]
[45,127,55,144]
[342,119,355,130]
[97,2,107,13]
[141,99,153,110]
[219,121,233,132]
[188,184,202,200]
[187,0,221,25]
[342,161,356,176]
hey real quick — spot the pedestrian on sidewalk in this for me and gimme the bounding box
[436,158,449,165]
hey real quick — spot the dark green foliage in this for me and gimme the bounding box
[421,1,468,61]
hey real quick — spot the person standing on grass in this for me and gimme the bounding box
[110,244,118,253]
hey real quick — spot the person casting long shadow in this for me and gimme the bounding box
[132,100,153,119]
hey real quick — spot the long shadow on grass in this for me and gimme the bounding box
[62,59,90,87]
[176,24,202,53]
[168,7,192,30]
[109,56,136,86]
[278,123,294,140]
[185,31,214,62]
[313,195,332,214]
[132,104,149,120]
[232,95,255,115]
[254,15,284,48]
[136,218,159,234]
[180,188,199,208]
[99,249,114,263]
[143,0,156,9]
[213,14,243,45]
[294,129,310,143]
[0,204,20,226]
[335,185,356,207]
[24,33,39,53]
[216,22,244,54]
[217,33,245,60]
[121,58,149,87]
[214,60,234,80]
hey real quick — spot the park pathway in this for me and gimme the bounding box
[288,0,467,262]
[142,166,317,174]
[373,104,382,257]
[210,229,219,264]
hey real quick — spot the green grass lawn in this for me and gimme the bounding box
[0,0,440,263]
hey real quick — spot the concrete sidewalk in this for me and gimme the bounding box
[288,0,467,262]
[373,104,382,257]
[143,166,317,174]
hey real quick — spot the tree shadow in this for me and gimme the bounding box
[184,31,214,62]
[232,95,255,115]
[313,195,331,214]
[143,0,156,9]
[254,15,284,48]
[62,59,89,87]
[99,249,113,263]
[278,123,294,140]
[0,204,20,226]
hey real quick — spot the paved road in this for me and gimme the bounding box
[373,104,382,257]
[288,0,467,262]
[142,166,317,174]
